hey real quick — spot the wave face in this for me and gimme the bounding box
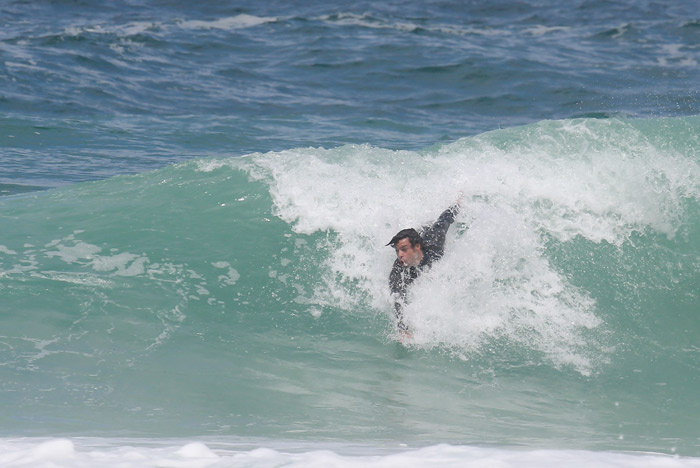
[1,117,699,455]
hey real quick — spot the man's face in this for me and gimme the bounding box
[394,238,423,268]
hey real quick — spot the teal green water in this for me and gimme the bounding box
[1,118,698,455]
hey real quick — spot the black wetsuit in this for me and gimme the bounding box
[388,205,459,331]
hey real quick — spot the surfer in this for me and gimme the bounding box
[387,198,461,338]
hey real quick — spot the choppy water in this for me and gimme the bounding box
[1,1,699,466]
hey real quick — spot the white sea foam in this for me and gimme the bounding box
[524,25,571,36]
[212,261,241,285]
[656,43,699,68]
[29,271,113,287]
[319,12,420,33]
[0,439,698,468]
[91,252,149,277]
[229,118,700,374]
[319,12,508,37]
[41,234,151,277]
[44,240,101,264]
[64,21,159,38]
[0,245,18,255]
[180,14,277,30]
[60,14,273,45]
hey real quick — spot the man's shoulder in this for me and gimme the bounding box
[420,246,441,267]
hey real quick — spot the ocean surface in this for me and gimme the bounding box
[1,1,699,466]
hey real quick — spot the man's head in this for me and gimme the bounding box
[387,228,424,268]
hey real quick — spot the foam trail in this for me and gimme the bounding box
[2,439,699,468]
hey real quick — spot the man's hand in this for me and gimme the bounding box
[455,191,464,207]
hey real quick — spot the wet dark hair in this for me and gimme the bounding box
[387,228,422,248]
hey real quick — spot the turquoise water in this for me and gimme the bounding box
[2,1,700,465]
[2,118,699,459]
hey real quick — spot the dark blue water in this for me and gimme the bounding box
[2,0,699,189]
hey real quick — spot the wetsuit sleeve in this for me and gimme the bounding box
[421,205,460,257]
[393,302,409,332]
[388,260,409,332]
[389,259,404,296]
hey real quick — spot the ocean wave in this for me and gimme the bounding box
[1,117,698,450]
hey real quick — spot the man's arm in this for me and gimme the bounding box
[389,260,410,333]
[393,302,409,333]
[421,204,460,256]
